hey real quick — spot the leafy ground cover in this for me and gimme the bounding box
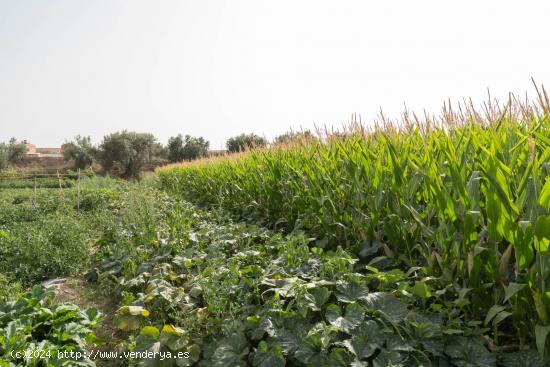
[0,179,162,366]
[88,193,547,366]
[0,286,101,366]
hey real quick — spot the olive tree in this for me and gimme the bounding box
[62,135,96,170]
[7,138,27,163]
[226,133,267,153]
[273,130,315,145]
[97,131,156,179]
[0,138,27,170]
[167,134,210,162]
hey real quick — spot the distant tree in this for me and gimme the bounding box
[167,135,184,162]
[167,134,210,162]
[274,130,315,145]
[6,138,27,163]
[62,135,96,170]
[0,144,8,170]
[152,142,168,161]
[0,138,27,170]
[183,136,209,160]
[226,133,267,153]
[97,131,156,179]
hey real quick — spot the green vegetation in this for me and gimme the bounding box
[158,117,550,361]
[97,131,158,179]
[62,135,97,170]
[1,130,211,179]
[0,178,162,365]
[0,168,96,189]
[0,273,21,302]
[1,97,549,365]
[167,135,210,162]
[274,130,316,145]
[0,179,156,287]
[0,177,74,189]
[0,286,101,366]
[0,138,27,170]
[226,133,268,153]
[90,198,548,366]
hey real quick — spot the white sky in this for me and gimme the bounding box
[0,1,549,149]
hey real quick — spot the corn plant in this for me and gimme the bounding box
[157,95,550,356]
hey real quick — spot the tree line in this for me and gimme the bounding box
[1,130,313,179]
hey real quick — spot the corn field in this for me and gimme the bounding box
[158,93,550,356]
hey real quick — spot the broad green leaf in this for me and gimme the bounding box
[532,291,549,325]
[362,292,408,322]
[386,334,414,352]
[162,324,184,336]
[175,344,201,366]
[302,287,331,311]
[535,324,550,358]
[210,332,249,367]
[358,240,382,258]
[294,339,329,365]
[539,178,550,210]
[343,320,384,360]
[85,307,101,321]
[445,336,496,366]
[534,216,550,253]
[335,280,369,303]
[410,281,432,299]
[491,311,512,326]
[140,326,160,339]
[272,329,300,355]
[160,326,187,351]
[514,225,534,269]
[372,349,404,367]
[135,332,162,359]
[116,315,144,331]
[325,303,364,334]
[262,276,303,298]
[499,349,547,367]
[484,305,506,326]
[328,347,353,366]
[504,283,526,302]
[485,156,518,216]
[365,268,405,285]
[250,342,285,367]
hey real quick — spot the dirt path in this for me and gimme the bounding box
[45,277,126,366]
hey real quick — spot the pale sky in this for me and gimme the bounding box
[0,1,549,149]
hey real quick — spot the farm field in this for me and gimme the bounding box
[1,117,550,366]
